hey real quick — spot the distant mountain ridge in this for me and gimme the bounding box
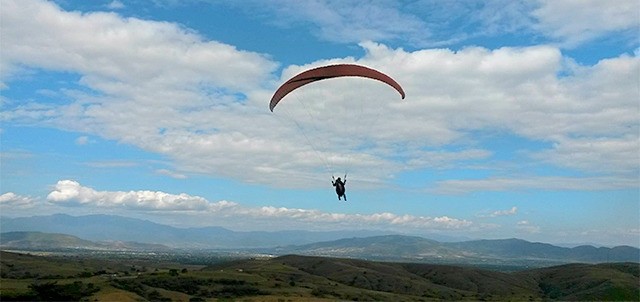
[448,238,639,263]
[274,235,639,264]
[0,214,392,248]
[0,231,170,251]
[1,214,638,266]
[0,231,101,250]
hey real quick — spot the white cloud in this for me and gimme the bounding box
[85,160,138,168]
[45,180,473,231]
[533,0,640,47]
[480,206,518,218]
[432,176,638,195]
[231,0,432,46]
[106,1,125,10]
[1,0,276,90]
[0,192,38,208]
[47,180,216,211]
[233,0,638,47]
[361,43,638,187]
[242,207,473,230]
[534,135,640,175]
[155,169,187,179]
[2,0,638,192]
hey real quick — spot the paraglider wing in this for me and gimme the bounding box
[269,64,405,111]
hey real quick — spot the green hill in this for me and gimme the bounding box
[1,251,638,301]
[517,263,640,301]
[205,254,639,301]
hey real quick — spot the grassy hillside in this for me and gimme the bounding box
[517,263,640,301]
[1,251,638,301]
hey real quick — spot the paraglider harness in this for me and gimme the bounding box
[332,174,347,201]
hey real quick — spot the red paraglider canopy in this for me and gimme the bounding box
[269,64,405,112]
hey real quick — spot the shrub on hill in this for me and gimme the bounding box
[0,281,99,301]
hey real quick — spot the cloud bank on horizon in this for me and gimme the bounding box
[2,180,474,232]
[1,0,638,246]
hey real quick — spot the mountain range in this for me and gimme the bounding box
[273,235,639,265]
[0,213,391,248]
[0,231,169,251]
[1,214,638,266]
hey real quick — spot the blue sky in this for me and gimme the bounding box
[1,0,638,247]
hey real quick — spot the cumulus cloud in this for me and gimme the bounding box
[242,207,472,229]
[45,180,473,230]
[1,0,276,89]
[2,0,638,192]
[0,192,38,208]
[47,180,217,211]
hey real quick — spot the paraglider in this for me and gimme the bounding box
[269,63,405,200]
[332,175,347,201]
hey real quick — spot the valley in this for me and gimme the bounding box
[1,251,638,301]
